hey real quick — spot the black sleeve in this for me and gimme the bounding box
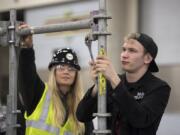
[18,48,45,116]
[111,81,171,128]
[84,121,94,135]
[76,86,97,122]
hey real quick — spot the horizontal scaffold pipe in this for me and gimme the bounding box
[17,19,91,36]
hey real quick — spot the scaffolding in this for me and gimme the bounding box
[0,0,111,134]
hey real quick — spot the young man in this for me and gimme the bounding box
[76,33,171,135]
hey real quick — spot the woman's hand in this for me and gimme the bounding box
[18,23,33,48]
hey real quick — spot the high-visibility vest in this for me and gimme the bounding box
[25,84,77,135]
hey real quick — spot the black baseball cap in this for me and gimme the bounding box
[136,33,159,72]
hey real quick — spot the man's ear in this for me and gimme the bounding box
[144,53,153,64]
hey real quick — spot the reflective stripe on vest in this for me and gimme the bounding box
[26,87,73,135]
[26,120,60,134]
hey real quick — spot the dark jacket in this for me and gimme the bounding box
[76,71,171,135]
[18,48,93,135]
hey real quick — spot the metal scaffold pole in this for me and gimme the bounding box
[17,19,91,36]
[6,9,20,135]
[0,19,91,37]
[93,0,111,134]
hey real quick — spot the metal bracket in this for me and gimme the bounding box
[90,10,112,28]
[86,10,112,62]
[93,15,112,20]
[93,113,111,117]
[0,21,21,47]
[93,31,111,36]
[93,129,111,134]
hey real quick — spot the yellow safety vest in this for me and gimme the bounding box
[25,84,77,135]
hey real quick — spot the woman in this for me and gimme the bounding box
[18,24,93,135]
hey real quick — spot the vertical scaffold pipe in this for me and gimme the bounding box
[6,9,18,135]
[96,0,110,134]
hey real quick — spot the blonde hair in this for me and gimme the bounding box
[124,32,140,41]
[124,32,147,54]
[48,67,85,134]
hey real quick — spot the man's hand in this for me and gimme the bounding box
[89,55,121,95]
[89,61,98,97]
[95,56,121,89]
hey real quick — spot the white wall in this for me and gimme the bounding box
[157,113,180,135]
[140,0,180,65]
